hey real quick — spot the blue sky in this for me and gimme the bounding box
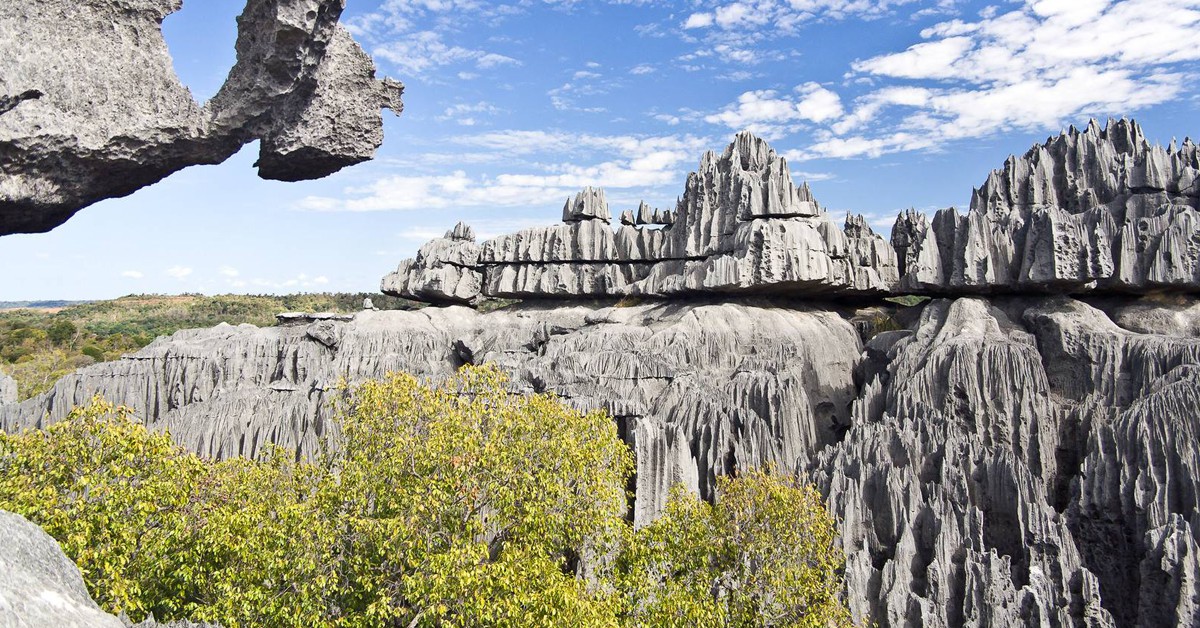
[3,0,1199,299]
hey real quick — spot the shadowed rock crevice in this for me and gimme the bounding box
[0,0,404,235]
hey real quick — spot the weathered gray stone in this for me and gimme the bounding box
[562,187,611,223]
[0,510,125,628]
[8,294,1200,626]
[0,369,15,405]
[806,298,1114,627]
[896,119,1200,294]
[383,132,899,301]
[0,301,861,527]
[0,0,404,235]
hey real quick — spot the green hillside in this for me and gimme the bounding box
[0,293,417,401]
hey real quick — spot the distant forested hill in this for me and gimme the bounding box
[0,293,418,400]
[0,300,91,309]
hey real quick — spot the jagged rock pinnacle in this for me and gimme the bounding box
[382,132,897,302]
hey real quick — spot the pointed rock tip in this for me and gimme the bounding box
[445,221,475,241]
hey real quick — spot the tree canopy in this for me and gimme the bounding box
[0,365,853,627]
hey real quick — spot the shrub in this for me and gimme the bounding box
[617,469,853,628]
[0,367,852,627]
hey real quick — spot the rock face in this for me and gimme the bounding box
[385,120,1200,305]
[6,296,1200,626]
[0,369,15,405]
[0,302,862,527]
[8,121,1200,627]
[0,510,125,628]
[897,119,1200,294]
[0,0,404,235]
[382,132,900,302]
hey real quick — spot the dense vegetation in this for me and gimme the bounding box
[0,293,416,400]
[0,366,852,627]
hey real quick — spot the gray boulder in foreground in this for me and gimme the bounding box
[0,0,404,235]
[0,510,123,628]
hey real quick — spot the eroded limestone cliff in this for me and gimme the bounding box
[0,0,404,235]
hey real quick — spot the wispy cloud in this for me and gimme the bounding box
[704,0,1200,159]
[165,266,193,279]
[121,270,144,279]
[295,132,713,213]
[438,101,501,126]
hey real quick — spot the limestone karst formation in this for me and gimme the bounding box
[386,119,1199,303]
[895,118,1200,294]
[5,120,1200,627]
[0,0,404,235]
[381,131,900,303]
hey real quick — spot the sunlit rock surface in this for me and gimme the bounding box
[0,0,404,235]
[0,510,125,628]
[8,121,1200,627]
[382,132,900,301]
[5,295,1200,626]
[898,119,1200,294]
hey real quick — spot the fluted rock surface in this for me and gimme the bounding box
[805,293,1200,627]
[382,132,899,301]
[897,119,1200,294]
[0,301,861,527]
[807,298,1113,626]
[0,369,15,405]
[7,294,1200,626]
[0,0,404,235]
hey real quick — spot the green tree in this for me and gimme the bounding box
[0,398,207,618]
[617,469,853,628]
[47,319,78,346]
[328,367,631,626]
[0,367,853,627]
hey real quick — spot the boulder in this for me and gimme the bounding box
[0,510,125,628]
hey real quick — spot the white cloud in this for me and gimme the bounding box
[372,31,520,75]
[708,0,1200,160]
[679,0,923,35]
[165,266,192,279]
[295,132,713,213]
[219,266,240,277]
[121,270,143,279]
[477,52,519,68]
[438,101,500,125]
[630,63,656,75]
[704,83,844,137]
[683,12,715,28]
